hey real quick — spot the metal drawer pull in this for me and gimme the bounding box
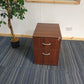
[42,43,51,46]
[42,53,50,56]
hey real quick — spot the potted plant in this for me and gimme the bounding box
[0,0,27,48]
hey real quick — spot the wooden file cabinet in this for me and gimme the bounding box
[33,23,62,65]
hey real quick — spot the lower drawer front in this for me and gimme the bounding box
[34,49,60,65]
[42,49,60,65]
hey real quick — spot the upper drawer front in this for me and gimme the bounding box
[33,37,61,50]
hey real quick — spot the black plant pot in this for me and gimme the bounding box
[11,40,20,48]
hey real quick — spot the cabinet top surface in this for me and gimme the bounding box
[33,23,62,38]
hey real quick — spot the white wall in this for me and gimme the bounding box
[0,0,84,38]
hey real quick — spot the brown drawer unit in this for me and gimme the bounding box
[33,23,62,65]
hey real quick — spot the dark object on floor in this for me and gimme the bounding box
[10,37,20,48]
[11,40,20,48]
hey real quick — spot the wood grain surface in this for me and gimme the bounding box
[33,23,62,65]
[33,23,62,38]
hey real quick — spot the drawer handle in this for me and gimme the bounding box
[42,43,51,46]
[42,53,50,56]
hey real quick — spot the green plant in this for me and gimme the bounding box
[0,0,27,40]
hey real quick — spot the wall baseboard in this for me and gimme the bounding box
[0,33,84,41]
[63,37,84,41]
[0,33,32,38]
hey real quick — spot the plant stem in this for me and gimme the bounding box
[8,18,15,39]
[7,0,15,39]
